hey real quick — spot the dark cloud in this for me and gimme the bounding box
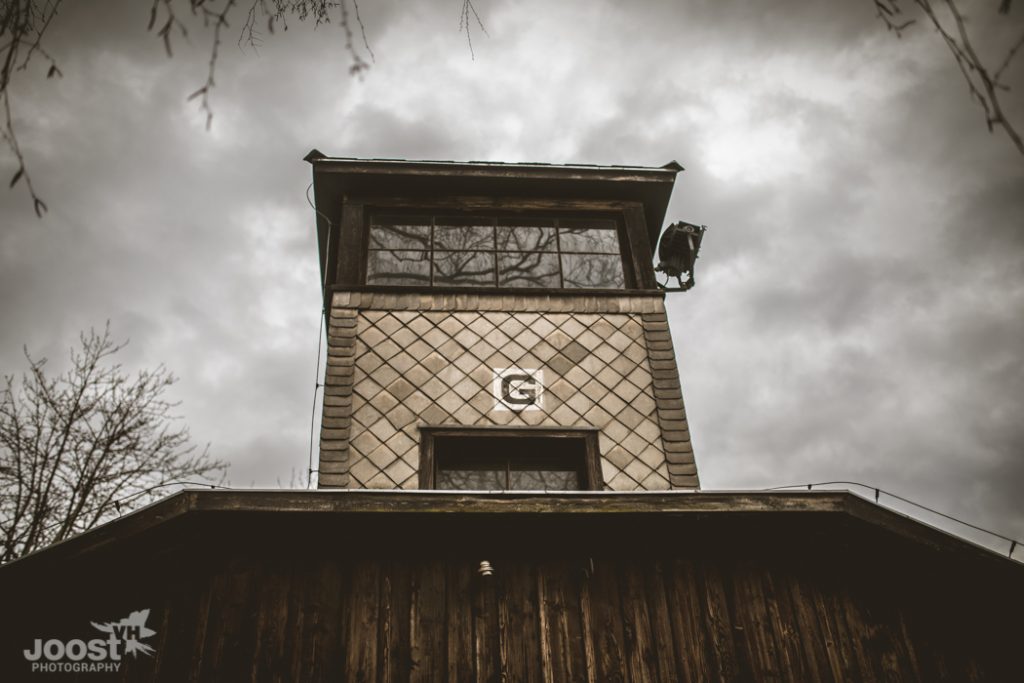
[1,0,1022,553]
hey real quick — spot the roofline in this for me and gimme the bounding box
[2,489,1020,575]
[304,154,683,182]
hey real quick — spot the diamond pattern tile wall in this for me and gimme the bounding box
[317,292,699,491]
[328,308,669,491]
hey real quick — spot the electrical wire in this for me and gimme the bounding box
[22,183,336,548]
[305,181,333,490]
[765,480,1022,559]
[307,311,324,490]
[17,480,1022,564]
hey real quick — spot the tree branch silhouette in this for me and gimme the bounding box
[6,0,1018,217]
[875,0,1024,154]
[0,324,226,563]
[0,0,419,213]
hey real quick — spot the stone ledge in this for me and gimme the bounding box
[319,460,351,475]
[663,442,694,455]
[317,472,349,488]
[331,291,666,314]
[669,474,699,488]
[667,462,698,476]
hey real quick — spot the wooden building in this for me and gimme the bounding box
[1,156,1021,681]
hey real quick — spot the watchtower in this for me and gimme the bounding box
[306,154,698,491]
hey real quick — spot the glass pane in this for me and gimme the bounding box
[561,253,625,289]
[497,252,560,288]
[434,251,496,286]
[437,467,505,490]
[369,218,430,250]
[558,223,620,254]
[366,250,431,286]
[496,225,558,252]
[508,467,580,491]
[434,221,493,251]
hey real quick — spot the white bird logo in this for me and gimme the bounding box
[90,609,157,657]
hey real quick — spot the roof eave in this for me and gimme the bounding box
[3,490,1020,577]
[305,154,683,183]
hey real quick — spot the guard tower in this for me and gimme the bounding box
[306,154,699,491]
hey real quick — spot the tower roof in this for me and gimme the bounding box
[305,154,683,292]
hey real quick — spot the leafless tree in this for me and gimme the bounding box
[0,325,225,563]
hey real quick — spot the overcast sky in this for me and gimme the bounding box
[2,0,1022,556]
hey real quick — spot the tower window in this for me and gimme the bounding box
[418,428,602,491]
[367,214,627,289]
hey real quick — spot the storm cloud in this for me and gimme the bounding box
[1,0,1022,553]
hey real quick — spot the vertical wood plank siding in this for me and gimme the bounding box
[29,551,1014,682]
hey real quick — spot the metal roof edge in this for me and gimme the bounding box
[0,490,198,572]
[3,489,1021,575]
[308,156,680,181]
[303,148,327,164]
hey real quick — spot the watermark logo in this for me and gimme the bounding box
[22,608,156,674]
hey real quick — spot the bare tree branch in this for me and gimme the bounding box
[1,0,378,213]
[875,0,917,35]
[458,0,488,60]
[0,324,225,563]
[993,27,1024,83]
[0,0,61,217]
[876,0,1024,154]
[943,0,1023,150]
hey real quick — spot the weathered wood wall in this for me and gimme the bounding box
[3,495,1020,682]
[9,548,1018,682]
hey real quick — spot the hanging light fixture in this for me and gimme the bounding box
[655,221,706,291]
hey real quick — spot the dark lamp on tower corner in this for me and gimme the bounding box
[655,221,707,292]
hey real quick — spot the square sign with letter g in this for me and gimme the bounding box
[492,368,544,412]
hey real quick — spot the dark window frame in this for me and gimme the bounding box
[361,207,639,291]
[418,426,602,491]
